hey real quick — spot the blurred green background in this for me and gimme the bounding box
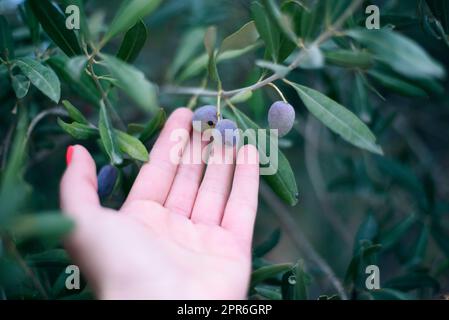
[1,0,449,300]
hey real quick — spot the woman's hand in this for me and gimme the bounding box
[60,108,260,300]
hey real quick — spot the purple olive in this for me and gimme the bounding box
[192,105,218,132]
[215,119,239,146]
[268,101,295,137]
[97,165,118,199]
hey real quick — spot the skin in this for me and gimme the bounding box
[60,108,260,300]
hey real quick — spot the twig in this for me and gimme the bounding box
[26,107,67,142]
[259,183,349,300]
[162,0,363,99]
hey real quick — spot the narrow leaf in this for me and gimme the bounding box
[103,0,162,43]
[12,74,31,99]
[101,54,158,113]
[139,108,167,142]
[62,100,89,124]
[115,130,149,162]
[287,81,383,155]
[99,102,123,165]
[57,118,97,140]
[117,20,148,63]
[347,28,445,79]
[15,57,61,103]
[28,0,82,57]
[220,21,259,54]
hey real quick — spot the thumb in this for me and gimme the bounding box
[60,145,100,219]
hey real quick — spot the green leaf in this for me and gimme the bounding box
[47,55,101,106]
[18,2,40,44]
[10,212,74,242]
[255,60,289,77]
[28,0,82,57]
[347,28,445,79]
[0,15,14,60]
[168,28,205,80]
[57,118,97,140]
[228,90,253,104]
[66,56,88,81]
[251,1,280,62]
[220,21,259,54]
[11,74,30,99]
[287,81,383,155]
[368,69,427,97]
[324,50,373,69]
[103,0,162,43]
[225,107,299,206]
[15,57,61,103]
[115,130,149,162]
[344,242,382,288]
[354,213,378,253]
[177,42,261,82]
[117,20,148,63]
[250,263,292,287]
[99,102,123,165]
[62,100,89,125]
[61,0,91,41]
[101,54,158,113]
[26,249,71,267]
[380,214,417,250]
[294,260,308,300]
[139,108,167,142]
[254,229,281,257]
[263,0,298,44]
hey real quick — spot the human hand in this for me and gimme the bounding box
[60,108,260,300]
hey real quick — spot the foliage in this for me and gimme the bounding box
[0,0,448,300]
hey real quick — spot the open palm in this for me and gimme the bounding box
[60,108,260,300]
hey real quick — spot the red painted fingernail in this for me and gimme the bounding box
[66,146,74,166]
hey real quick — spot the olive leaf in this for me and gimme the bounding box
[47,55,101,106]
[250,263,293,288]
[10,212,74,243]
[225,107,299,206]
[219,21,259,55]
[115,130,149,162]
[15,57,61,103]
[347,28,445,79]
[57,118,97,140]
[263,0,298,44]
[28,0,82,57]
[101,54,159,113]
[12,74,31,99]
[324,50,373,69]
[287,81,383,155]
[139,108,167,142]
[103,0,162,43]
[99,102,123,165]
[251,1,280,61]
[168,27,206,80]
[117,20,148,63]
[62,100,89,125]
[368,69,427,97]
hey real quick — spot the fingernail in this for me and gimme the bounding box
[66,145,74,166]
